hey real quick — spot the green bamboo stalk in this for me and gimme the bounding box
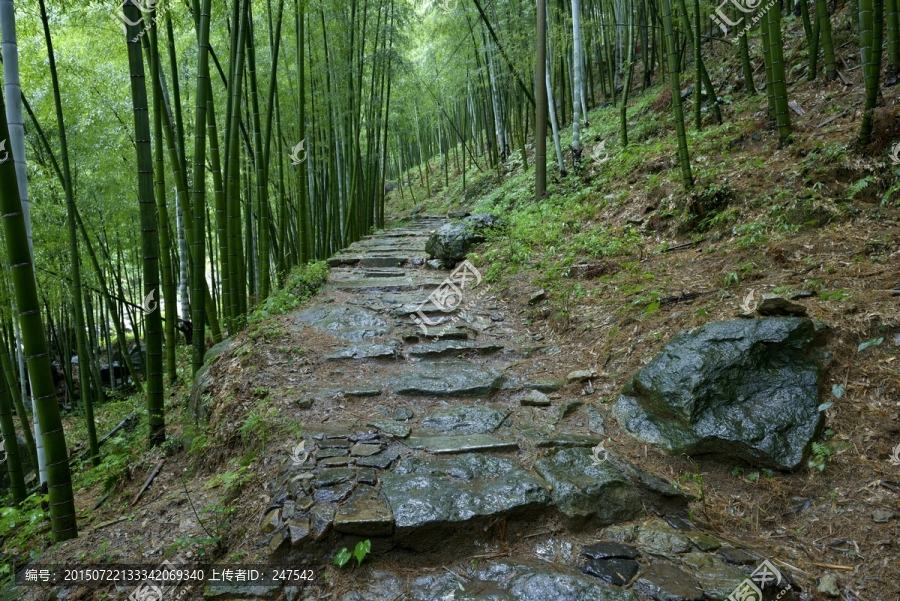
[0,359,26,503]
[767,2,792,146]
[859,0,884,145]
[125,1,165,446]
[661,0,693,189]
[191,0,213,374]
[888,0,900,80]
[816,0,837,81]
[38,0,98,465]
[0,326,36,473]
[0,78,77,542]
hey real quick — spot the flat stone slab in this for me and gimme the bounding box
[326,343,397,360]
[381,454,550,543]
[359,257,406,268]
[636,520,693,557]
[682,553,748,601]
[533,448,643,526]
[421,405,510,434]
[520,389,551,406]
[294,305,389,341]
[356,449,400,469]
[582,541,641,560]
[633,563,704,601]
[410,561,637,601]
[367,420,411,439]
[580,557,640,586]
[403,434,518,454]
[333,486,394,536]
[315,467,356,488]
[389,362,504,397]
[408,340,503,357]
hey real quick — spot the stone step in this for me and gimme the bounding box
[407,339,504,358]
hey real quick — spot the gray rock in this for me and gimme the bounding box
[581,541,640,560]
[357,469,377,485]
[469,560,637,601]
[817,574,841,598]
[189,338,235,422]
[533,448,643,526]
[204,570,282,597]
[389,362,503,397]
[529,290,547,304]
[525,379,565,392]
[343,388,382,397]
[334,486,394,536]
[326,343,396,360]
[407,340,503,357]
[521,389,551,406]
[313,481,355,503]
[350,444,382,457]
[341,570,406,601]
[757,294,808,316]
[359,257,404,268]
[421,405,510,434]
[316,447,349,458]
[367,420,411,439]
[315,467,356,488]
[381,454,550,546]
[356,448,400,470]
[296,397,314,409]
[635,520,693,558]
[557,400,584,421]
[318,456,353,467]
[294,304,389,341]
[587,405,606,435]
[872,509,894,523]
[580,557,639,586]
[309,504,334,541]
[681,553,747,600]
[425,259,446,270]
[287,517,312,548]
[613,318,829,470]
[425,221,482,262]
[567,370,594,382]
[403,434,518,454]
[633,563,703,601]
[717,546,759,566]
[424,214,502,261]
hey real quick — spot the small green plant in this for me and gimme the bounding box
[747,472,759,483]
[732,466,744,477]
[819,290,846,301]
[724,271,740,287]
[334,540,371,568]
[808,442,832,472]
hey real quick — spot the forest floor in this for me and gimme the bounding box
[4,6,900,600]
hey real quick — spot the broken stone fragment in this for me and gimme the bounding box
[259,508,281,534]
[520,389,551,406]
[567,369,594,382]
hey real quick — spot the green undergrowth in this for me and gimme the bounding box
[249,261,329,323]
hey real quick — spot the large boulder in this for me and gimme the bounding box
[425,213,503,262]
[612,318,830,470]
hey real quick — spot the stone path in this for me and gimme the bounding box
[201,215,802,601]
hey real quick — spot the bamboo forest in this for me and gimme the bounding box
[0,0,898,598]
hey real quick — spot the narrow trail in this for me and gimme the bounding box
[199,214,802,601]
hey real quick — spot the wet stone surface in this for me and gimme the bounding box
[420,405,511,434]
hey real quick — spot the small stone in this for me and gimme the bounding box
[368,419,411,439]
[520,389,551,406]
[350,443,382,457]
[268,527,290,554]
[426,259,445,270]
[392,407,414,421]
[872,509,894,523]
[557,400,584,421]
[295,495,314,512]
[287,517,311,547]
[334,486,394,536]
[313,481,355,503]
[817,573,841,598]
[410,258,425,266]
[579,557,639,586]
[316,447,349,458]
[587,405,606,435]
[281,500,295,521]
[350,431,380,442]
[315,467,356,488]
[318,438,352,449]
[567,370,594,382]
[259,508,281,534]
[318,456,353,467]
[685,531,721,552]
[343,388,382,397]
[490,313,504,322]
[636,520,693,557]
[524,379,565,392]
[357,468,377,485]
[756,294,808,316]
[309,504,335,541]
[633,563,703,601]
[356,449,400,470]
[528,290,547,304]
[790,290,816,300]
[603,524,637,542]
[296,398,314,409]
